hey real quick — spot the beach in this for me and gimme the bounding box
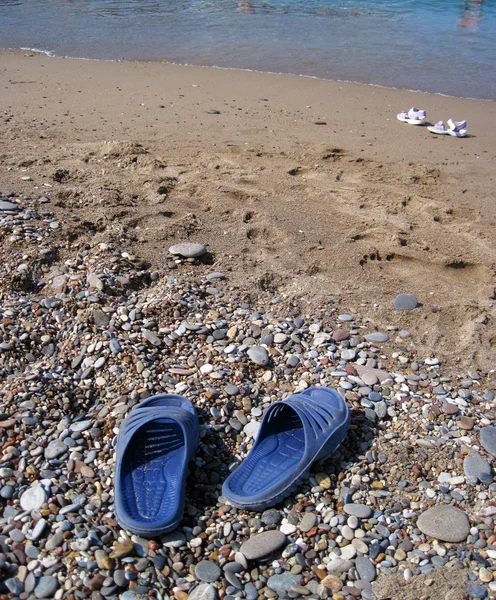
[1,49,495,371]
[1,48,496,600]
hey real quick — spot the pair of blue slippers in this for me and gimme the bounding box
[114,386,350,537]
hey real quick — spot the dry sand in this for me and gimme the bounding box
[1,48,495,372]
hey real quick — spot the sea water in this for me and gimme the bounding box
[0,0,494,99]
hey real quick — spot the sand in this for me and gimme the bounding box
[0,48,495,372]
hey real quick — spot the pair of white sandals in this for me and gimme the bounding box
[397,107,467,137]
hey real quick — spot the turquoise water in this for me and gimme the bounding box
[0,0,495,99]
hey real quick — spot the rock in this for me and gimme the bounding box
[34,576,59,599]
[0,200,21,211]
[20,485,47,511]
[243,420,261,439]
[113,570,127,587]
[1,484,14,499]
[262,509,282,526]
[45,530,64,551]
[247,346,269,366]
[224,562,244,574]
[45,439,67,459]
[360,371,379,386]
[121,587,151,600]
[194,560,221,582]
[417,505,470,542]
[87,272,104,291]
[280,523,296,535]
[341,349,356,361]
[27,517,46,542]
[239,530,286,559]
[393,293,418,311]
[459,415,474,430]
[224,383,239,396]
[244,582,258,600]
[188,584,219,600]
[93,310,110,327]
[464,453,493,484]
[162,531,186,548]
[70,419,91,432]
[332,329,350,342]
[355,556,377,582]
[355,365,391,383]
[352,539,369,554]
[364,332,389,343]
[142,329,162,346]
[168,242,207,258]
[299,513,317,532]
[374,401,388,419]
[343,504,373,519]
[315,472,331,489]
[321,575,343,592]
[466,584,488,599]
[480,427,496,457]
[110,539,134,559]
[5,578,24,595]
[267,573,302,597]
[206,272,225,280]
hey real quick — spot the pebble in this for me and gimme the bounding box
[341,349,356,361]
[20,485,47,511]
[0,200,21,211]
[267,573,302,597]
[110,539,134,558]
[299,512,317,532]
[44,439,67,459]
[417,505,470,542]
[121,587,151,600]
[188,584,219,600]
[344,504,373,519]
[464,453,493,483]
[355,556,377,582]
[393,293,419,311]
[5,579,24,595]
[195,560,222,582]
[34,575,59,599]
[247,345,269,366]
[239,531,287,559]
[262,509,282,526]
[315,472,331,489]
[168,242,207,258]
[364,332,389,343]
[467,584,488,599]
[480,426,496,456]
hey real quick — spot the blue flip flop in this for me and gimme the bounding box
[222,386,350,510]
[114,394,199,537]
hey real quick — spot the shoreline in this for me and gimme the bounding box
[13,46,495,103]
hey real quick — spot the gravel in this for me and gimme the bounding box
[0,200,495,599]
